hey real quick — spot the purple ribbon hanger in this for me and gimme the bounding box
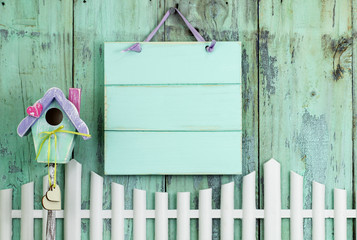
[123,8,216,53]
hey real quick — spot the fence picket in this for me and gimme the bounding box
[64,159,82,240]
[0,158,353,239]
[199,188,212,240]
[264,159,281,240]
[155,192,168,240]
[111,182,124,240]
[242,171,256,240]
[177,192,190,240]
[90,172,103,240]
[290,171,303,240]
[221,182,234,240]
[21,182,34,240]
[0,188,12,240]
[134,189,146,240]
[334,188,347,240]
[312,181,325,240]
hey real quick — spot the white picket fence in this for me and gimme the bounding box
[0,158,354,240]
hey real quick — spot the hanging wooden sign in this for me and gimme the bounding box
[104,8,242,175]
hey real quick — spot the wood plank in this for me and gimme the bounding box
[264,159,281,240]
[90,172,103,240]
[312,181,325,240]
[73,0,165,238]
[258,0,353,239]
[176,192,190,240]
[105,131,242,175]
[334,188,347,240]
[164,0,259,239]
[104,42,241,85]
[155,192,168,240]
[242,172,256,239]
[353,0,357,238]
[220,182,234,240]
[105,85,242,131]
[198,188,212,240]
[0,0,72,239]
[290,171,303,239]
[0,189,12,239]
[64,160,82,240]
[42,176,48,240]
[21,182,34,240]
[133,189,147,240]
[111,182,125,239]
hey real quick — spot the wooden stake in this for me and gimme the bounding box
[46,164,56,240]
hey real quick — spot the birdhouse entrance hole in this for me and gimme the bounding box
[45,108,63,126]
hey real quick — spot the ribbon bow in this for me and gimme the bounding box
[36,125,91,187]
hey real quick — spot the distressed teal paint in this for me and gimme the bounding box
[0,0,72,238]
[1,0,354,239]
[73,1,167,237]
[31,101,76,164]
[104,42,242,175]
[259,0,353,239]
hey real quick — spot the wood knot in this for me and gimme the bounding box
[333,37,351,81]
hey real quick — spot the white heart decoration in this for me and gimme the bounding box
[42,195,61,210]
[46,185,61,202]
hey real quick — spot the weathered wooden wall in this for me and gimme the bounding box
[0,0,354,239]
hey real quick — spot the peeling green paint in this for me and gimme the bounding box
[0,0,355,239]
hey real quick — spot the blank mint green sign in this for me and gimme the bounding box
[104,42,242,175]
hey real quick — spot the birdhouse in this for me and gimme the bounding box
[17,87,90,164]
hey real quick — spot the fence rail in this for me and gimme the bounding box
[0,159,353,240]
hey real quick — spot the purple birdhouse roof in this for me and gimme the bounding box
[17,87,90,140]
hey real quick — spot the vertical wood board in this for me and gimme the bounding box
[73,0,165,238]
[163,0,259,238]
[258,0,353,239]
[0,0,72,238]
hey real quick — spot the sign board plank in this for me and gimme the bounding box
[104,42,241,85]
[104,42,242,175]
[104,131,242,175]
[105,85,242,131]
